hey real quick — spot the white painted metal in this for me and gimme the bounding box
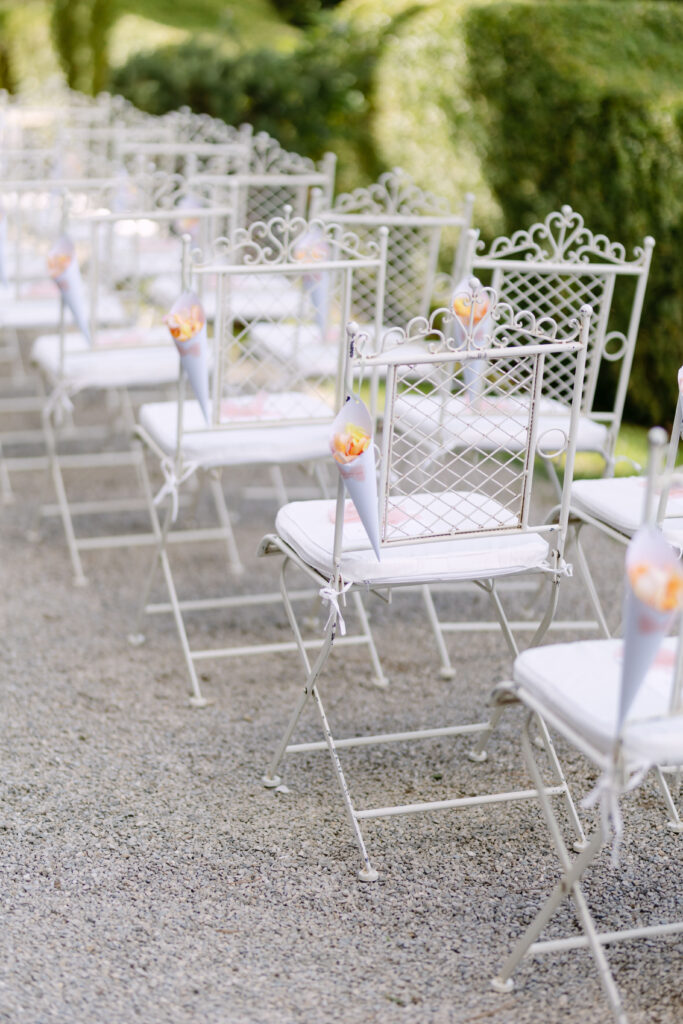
[131,210,389,704]
[258,295,592,879]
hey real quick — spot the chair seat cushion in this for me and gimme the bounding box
[513,638,683,768]
[0,289,126,331]
[275,495,551,586]
[571,476,683,546]
[138,393,334,469]
[395,392,608,456]
[31,326,179,389]
[147,272,302,320]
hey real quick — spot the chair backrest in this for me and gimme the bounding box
[467,207,654,463]
[339,291,591,562]
[176,209,388,441]
[189,137,336,231]
[315,168,473,327]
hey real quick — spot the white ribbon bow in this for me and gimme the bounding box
[318,579,353,637]
[582,761,648,866]
[153,457,199,523]
[43,381,77,426]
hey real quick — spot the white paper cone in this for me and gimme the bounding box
[618,525,681,729]
[305,272,330,334]
[165,290,210,423]
[330,397,380,559]
[49,236,91,343]
[451,276,491,402]
[0,214,7,286]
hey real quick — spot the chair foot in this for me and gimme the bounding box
[491,977,514,994]
[187,694,212,709]
[127,633,146,647]
[358,866,379,883]
[572,838,590,853]
[468,749,488,763]
[262,774,282,789]
[439,666,456,680]
[371,674,389,689]
[666,820,683,834]
[73,574,88,587]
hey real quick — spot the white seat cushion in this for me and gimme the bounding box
[138,393,334,469]
[395,392,608,456]
[0,288,127,331]
[571,476,683,546]
[31,326,179,389]
[275,494,550,586]
[514,638,683,768]
[147,272,303,320]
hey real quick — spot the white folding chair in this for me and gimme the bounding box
[489,430,683,1024]
[465,206,654,479]
[566,369,683,639]
[24,186,234,582]
[257,294,592,880]
[131,210,389,706]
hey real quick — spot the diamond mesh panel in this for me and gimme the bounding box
[382,350,542,545]
[494,268,608,412]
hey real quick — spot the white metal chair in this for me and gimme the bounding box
[489,429,683,1024]
[566,369,683,639]
[24,185,234,582]
[257,294,592,880]
[249,168,472,384]
[131,210,389,706]
[465,206,654,479]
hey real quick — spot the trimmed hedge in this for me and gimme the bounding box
[464,1,683,425]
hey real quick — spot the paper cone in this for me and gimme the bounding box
[47,235,91,343]
[294,226,330,334]
[165,290,210,423]
[451,276,491,402]
[618,525,683,729]
[0,213,7,286]
[330,396,380,559]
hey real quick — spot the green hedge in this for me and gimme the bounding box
[464,1,683,426]
[110,15,403,188]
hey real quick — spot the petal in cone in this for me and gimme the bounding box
[330,396,380,559]
[618,525,683,730]
[451,275,491,402]
[164,290,210,423]
[47,235,91,344]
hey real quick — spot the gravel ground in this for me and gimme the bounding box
[1,380,682,1024]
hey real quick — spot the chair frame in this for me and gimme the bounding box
[130,211,390,706]
[258,297,593,880]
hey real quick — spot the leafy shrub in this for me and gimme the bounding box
[110,15,395,186]
[464,1,683,425]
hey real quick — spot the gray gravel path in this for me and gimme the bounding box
[2,402,682,1024]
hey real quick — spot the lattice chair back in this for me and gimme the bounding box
[188,137,336,232]
[341,292,590,565]
[74,174,235,341]
[465,207,654,470]
[171,210,388,447]
[116,139,251,180]
[315,168,473,328]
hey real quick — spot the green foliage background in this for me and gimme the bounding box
[2,0,682,424]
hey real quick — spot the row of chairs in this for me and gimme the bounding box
[2,86,681,1023]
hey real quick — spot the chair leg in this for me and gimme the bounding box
[350,590,389,688]
[208,469,243,575]
[572,524,611,638]
[129,470,206,707]
[487,580,519,657]
[654,767,683,833]
[421,585,456,679]
[43,411,87,586]
[493,718,627,1023]
[533,713,587,851]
